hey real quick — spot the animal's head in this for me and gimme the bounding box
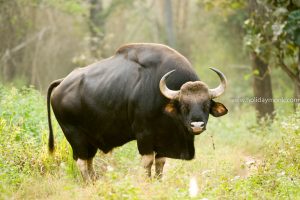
[160,68,228,135]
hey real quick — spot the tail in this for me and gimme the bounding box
[47,78,63,153]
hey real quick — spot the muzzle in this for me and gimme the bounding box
[190,121,205,134]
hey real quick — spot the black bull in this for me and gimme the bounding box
[47,43,228,180]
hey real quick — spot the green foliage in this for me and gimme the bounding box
[243,1,300,68]
[201,0,246,15]
[0,86,46,138]
[0,85,72,197]
[218,113,300,199]
[285,10,300,46]
[43,0,88,15]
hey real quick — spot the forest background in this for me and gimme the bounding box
[0,0,299,199]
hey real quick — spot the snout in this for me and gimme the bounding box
[190,121,206,134]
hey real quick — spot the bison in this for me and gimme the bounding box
[47,43,228,181]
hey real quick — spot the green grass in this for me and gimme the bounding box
[0,85,299,199]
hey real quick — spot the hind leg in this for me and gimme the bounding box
[72,144,97,182]
[76,157,96,181]
[60,125,98,182]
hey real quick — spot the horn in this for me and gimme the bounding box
[209,67,227,99]
[159,70,180,100]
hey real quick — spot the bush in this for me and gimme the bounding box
[212,111,300,199]
[0,86,72,197]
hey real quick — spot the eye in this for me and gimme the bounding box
[181,103,190,113]
[202,101,211,112]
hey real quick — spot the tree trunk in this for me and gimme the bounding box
[2,52,16,82]
[251,52,275,121]
[294,48,300,110]
[163,0,176,48]
[89,0,104,59]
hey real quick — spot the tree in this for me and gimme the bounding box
[201,0,275,121]
[163,0,176,47]
[88,0,133,59]
[245,0,275,121]
[89,0,105,59]
[0,0,35,81]
[0,0,89,89]
[251,52,275,120]
[244,0,300,109]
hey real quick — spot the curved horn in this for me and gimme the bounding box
[159,70,180,100]
[209,67,227,99]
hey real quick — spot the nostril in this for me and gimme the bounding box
[191,121,205,128]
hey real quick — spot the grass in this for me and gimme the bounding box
[0,85,299,199]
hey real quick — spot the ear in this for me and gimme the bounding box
[210,100,228,117]
[164,102,178,116]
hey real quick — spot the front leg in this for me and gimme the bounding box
[155,154,166,179]
[141,153,154,177]
[135,128,155,178]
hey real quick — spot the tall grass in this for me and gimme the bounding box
[0,85,299,199]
